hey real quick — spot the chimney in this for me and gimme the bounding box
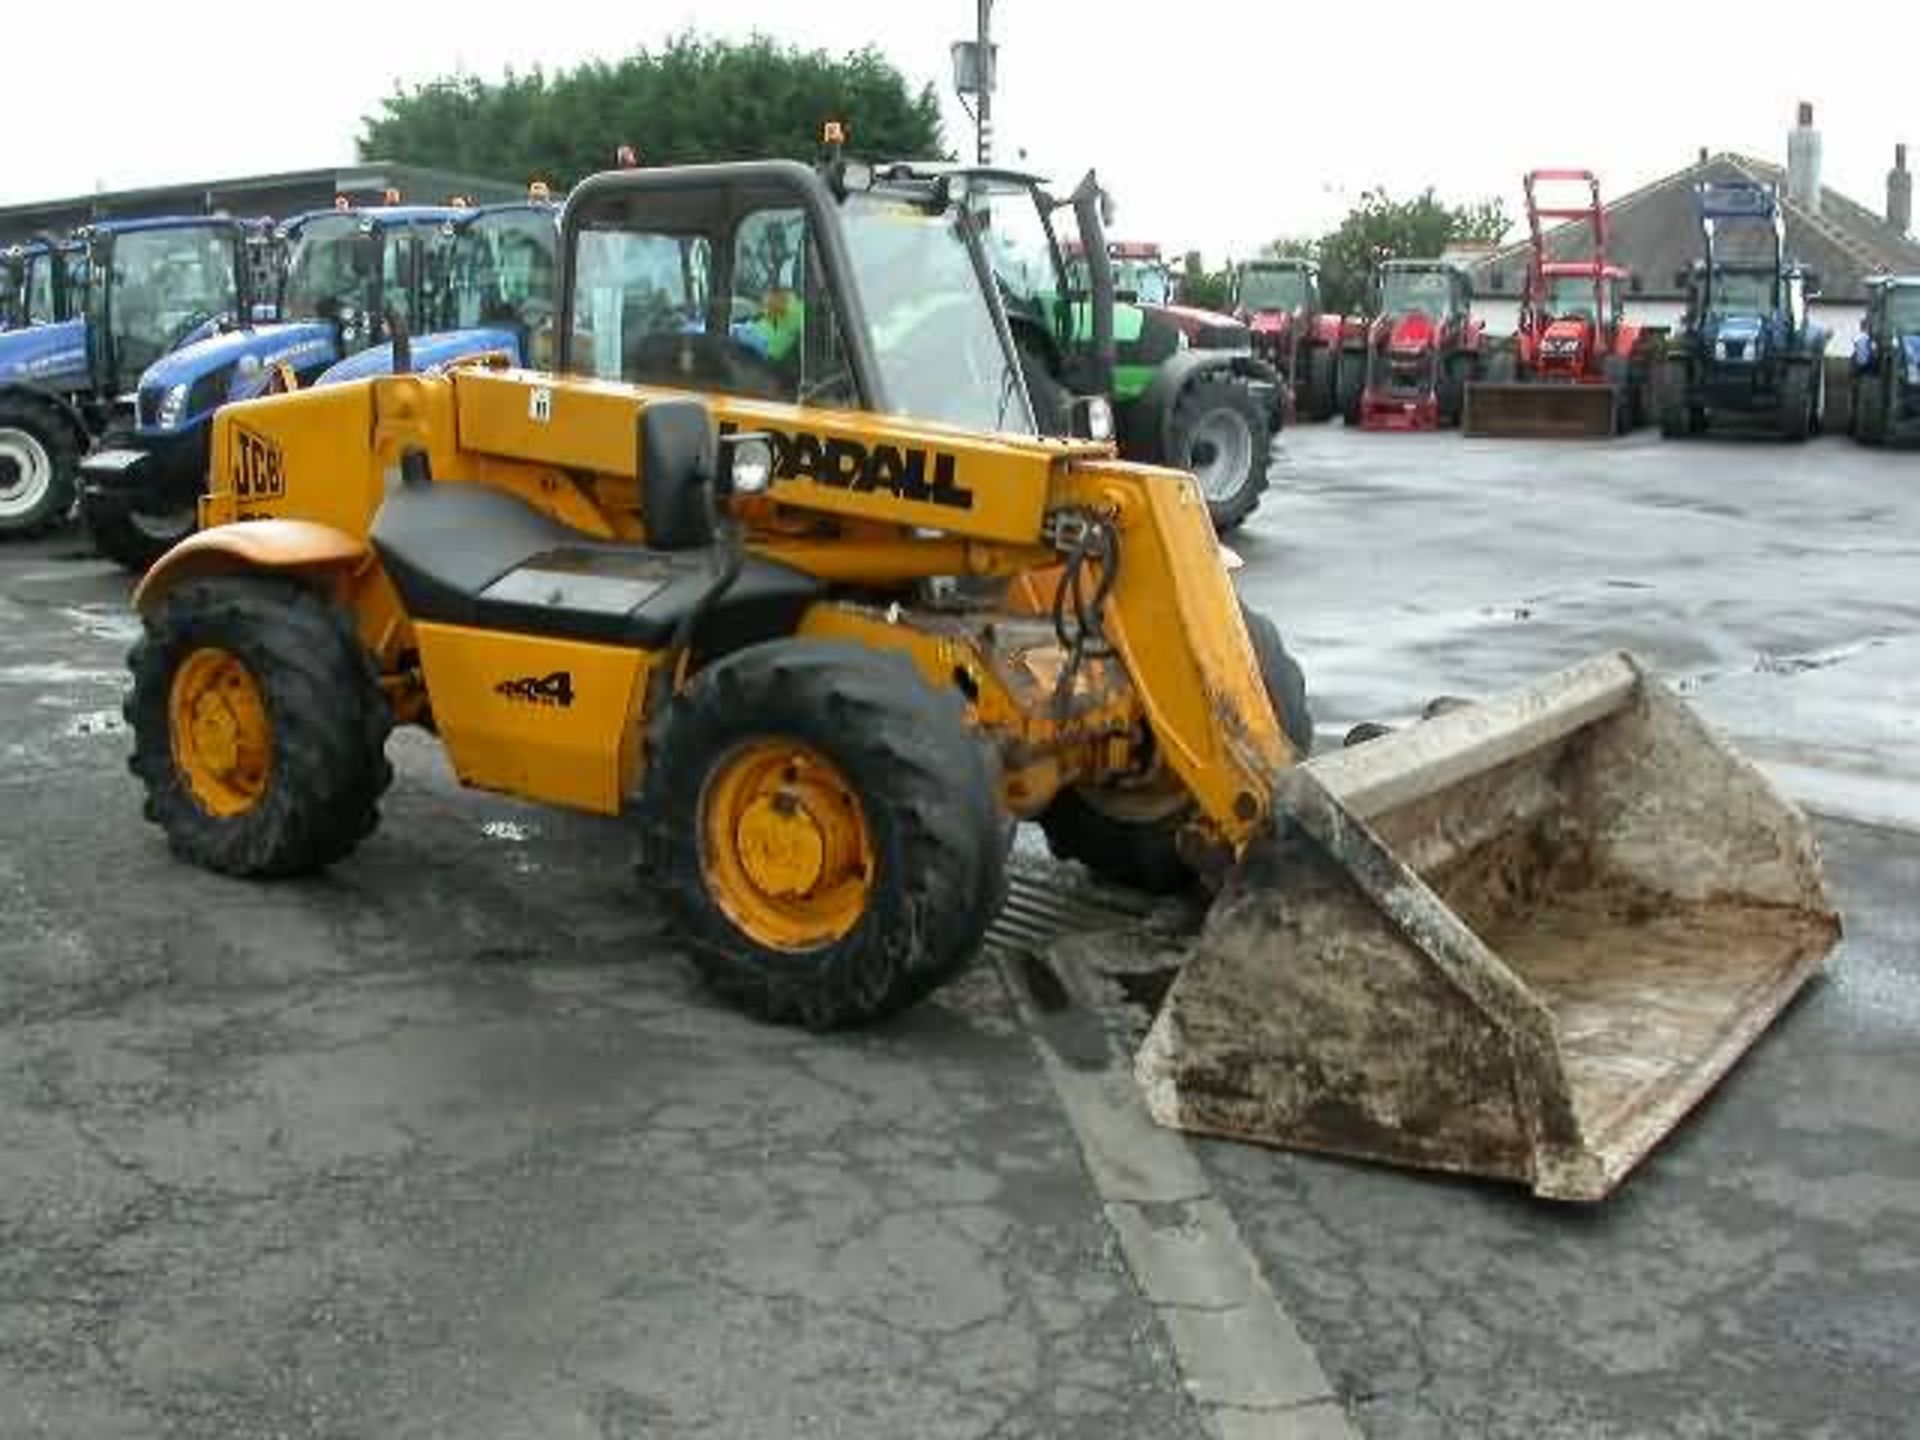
[1890,143,1913,235]
[1788,101,1822,214]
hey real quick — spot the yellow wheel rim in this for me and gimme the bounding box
[169,647,272,817]
[700,740,874,952]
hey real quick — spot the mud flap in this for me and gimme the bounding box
[1135,652,1841,1201]
[1463,381,1620,438]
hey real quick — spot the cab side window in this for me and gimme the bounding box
[728,208,858,408]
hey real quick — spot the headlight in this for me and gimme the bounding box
[156,383,189,429]
[1714,341,1728,360]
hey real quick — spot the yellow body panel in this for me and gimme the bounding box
[411,623,656,815]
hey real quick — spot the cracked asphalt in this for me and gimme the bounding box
[3,424,1917,1438]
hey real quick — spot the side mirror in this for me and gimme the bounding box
[352,231,381,279]
[1802,269,1822,298]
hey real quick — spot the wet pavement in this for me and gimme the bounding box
[2,423,1916,1437]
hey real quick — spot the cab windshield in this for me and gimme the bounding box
[1881,287,1920,333]
[1706,268,1776,316]
[1111,257,1171,305]
[1380,268,1454,318]
[1239,266,1310,312]
[840,192,1032,435]
[107,225,237,376]
[442,210,560,364]
[283,215,435,348]
[1544,275,1604,321]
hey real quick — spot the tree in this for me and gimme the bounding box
[358,31,946,189]
[1262,189,1512,313]
[1177,251,1231,311]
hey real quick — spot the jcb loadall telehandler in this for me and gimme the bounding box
[126,157,1840,1201]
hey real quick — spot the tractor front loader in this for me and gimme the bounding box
[125,158,1840,1201]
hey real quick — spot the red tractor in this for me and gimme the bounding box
[1343,259,1486,430]
[1228,257,1364,421]
[1465,169,1664,437]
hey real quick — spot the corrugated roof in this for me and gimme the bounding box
[1470,152,1920,302]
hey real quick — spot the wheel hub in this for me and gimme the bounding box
[0,427,52,519]
[1187,408,1255,503]
[169,647,272,816]
[702,743,873,950]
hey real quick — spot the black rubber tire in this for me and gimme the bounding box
[1169,374,1271,535]
[84,497,197,573]
[0,393,80,538]
[1602,354,1632,434]
[1339,347,1367,425]
[1780,362,1813,441]
[1854,376,1888,445]
[1658,359,1695,438]
[639,641,1005,1030]
[1039,604,1312,895]
[126,575,394,877]
[1300,344,1338,421]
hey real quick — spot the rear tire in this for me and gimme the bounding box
[0,395,79,538]
[640,641,1005,1030]
[1339,348,1367,425]
[1854,375,1888,445]
[126,575,394,877]
[1658,358,1697,438]
[85,498,197,573]
[1301,345,1338,421]
[1780,362,1813,441]
[1039,605,1311,895]
[1169,375,1271,535]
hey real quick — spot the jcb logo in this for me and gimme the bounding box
[232,426,286,501]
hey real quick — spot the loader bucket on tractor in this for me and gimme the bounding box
[1463,381,1619,438]
[1136,652,1840,1201]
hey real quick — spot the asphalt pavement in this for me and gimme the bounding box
[2,422,1916,1438]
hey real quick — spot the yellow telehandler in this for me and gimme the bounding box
[124,156,1840,1200]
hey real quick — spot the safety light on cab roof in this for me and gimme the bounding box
[383,188,402,205]
[528,180,553,202]
[822,120,848,146]
[333,195,351,211]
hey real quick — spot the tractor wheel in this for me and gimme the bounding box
[1854,377,1889,445]
[126,575,394,877]
[1602,354,1633,434]
[0,394,79,538]
[1301,345,1338,421]
[1169,374,1270,534]
[1658,360,1698,438]
[1339,348,1367,425]
[1780,362,1814,441]
[84,502,196,574]
[1040,604,1311,895]
[640,640,1005,1030]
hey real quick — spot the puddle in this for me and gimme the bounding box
[482,820,538,843]
[59,606,141,643]
[63,710,126,738]
[0,664,126,687]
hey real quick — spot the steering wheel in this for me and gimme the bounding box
[628,332,794,401]
[164,310,216,350]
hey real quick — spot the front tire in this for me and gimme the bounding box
[84,497,198,573]
[1039,605,1312,895]
[0,395,79,538]
[1170,375,1271,535]
[126,576,394,876]
[640,641,1006,1030]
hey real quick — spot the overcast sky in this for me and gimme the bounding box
[6,2,1916,260]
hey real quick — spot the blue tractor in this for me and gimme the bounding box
[1847,275,1920,445]
[78,199,558,569]
[0,216,248,538]
[1658,179,1827,440]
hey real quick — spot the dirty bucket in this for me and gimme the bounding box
[1136,651,1841,1201]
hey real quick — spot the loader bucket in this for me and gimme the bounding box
[1464,381,1619,438]
[1135,652,1841,1201]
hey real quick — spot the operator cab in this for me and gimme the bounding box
[437,202,562,367]
[80,218,249,399]
[558,159,1037,437]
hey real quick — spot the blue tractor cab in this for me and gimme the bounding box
[0,215,247,537]
[79,199,559,569]
[1848,275,1920,445]
[1,236,84,331]
[1658,179,1827,440]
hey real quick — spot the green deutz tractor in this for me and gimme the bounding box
[873,161,1283,533]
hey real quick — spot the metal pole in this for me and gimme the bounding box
[976,0,993,165]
